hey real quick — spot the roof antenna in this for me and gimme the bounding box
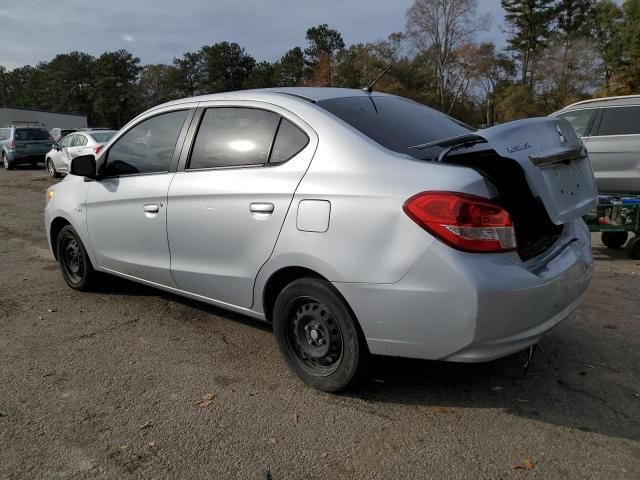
[363,64,392,94]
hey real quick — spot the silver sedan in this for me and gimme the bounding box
[44,88,596,391]
[45,130,117,177]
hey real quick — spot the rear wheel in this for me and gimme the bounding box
[273,278,367,392]
[601,231,628,249]
[47,158,60,178]
[626,236,640,260]
[56,225,95,290]
[3,152,13,170]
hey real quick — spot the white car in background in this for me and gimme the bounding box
[46,129,117,178]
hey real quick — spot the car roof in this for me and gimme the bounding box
[559,94,640,111]
[151,87,390,110]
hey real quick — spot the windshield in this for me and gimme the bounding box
[90,131,116,143]
[316,96,471,159]
[15,128,51,141]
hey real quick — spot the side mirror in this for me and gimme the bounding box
[70,154,97,179]
[53,143,60,151]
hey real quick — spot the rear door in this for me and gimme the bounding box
[167,103,316,307]
[582,105,640,193]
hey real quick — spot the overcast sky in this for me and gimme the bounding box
[0,0,506,69]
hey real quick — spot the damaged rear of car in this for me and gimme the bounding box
[315,94,596,364]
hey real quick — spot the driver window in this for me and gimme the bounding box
[103,110,188,177]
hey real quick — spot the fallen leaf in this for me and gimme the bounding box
[38,316,43,320]
[47,308,57,313]
[513,459,535,470]
[492,386,504,391]
[319,452,329,459]
[602,324,617,330]
[268,436,278,444]
[431,407,455,414]
[148,441,156,448]
[195,393,216,407]
[119,445,128,450]
[293,414,299,425]
[140,421,153,430]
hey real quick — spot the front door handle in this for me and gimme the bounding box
[143,204,160,213]
[250,202,274,214]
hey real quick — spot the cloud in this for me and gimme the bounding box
[121,34,134,42]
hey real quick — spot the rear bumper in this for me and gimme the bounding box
[334,220,593,362]
[6,151,47,163]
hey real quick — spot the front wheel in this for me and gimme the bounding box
[47,158,60,178]
[273,278,367,392]
[56,225,95,290]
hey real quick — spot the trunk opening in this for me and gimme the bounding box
[443,149,564,261]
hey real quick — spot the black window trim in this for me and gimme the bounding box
[183,105,310,173]
[592,105,640,137]
[99,107,195,180]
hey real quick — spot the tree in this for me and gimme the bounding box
[591,0,624,92]
[275,47,305,86]
[617,0,640,92]
[42,52,94,115]
[502,0,556,86]
[173,51,206,97]
[138,64,182,109]
[556,0,596,38]
[406,0,489,112]
[243,61,276,88]
[90,50,141,127]
[304,24,345,86]
[199,42,255,93]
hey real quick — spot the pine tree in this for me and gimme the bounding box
[501,0,556,86]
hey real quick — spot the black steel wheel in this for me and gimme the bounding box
[626,236,640,260]
[601,231,628,249]
[273,278,367,392]
[56,225,95,290]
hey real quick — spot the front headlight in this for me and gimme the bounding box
[46,189,54,204]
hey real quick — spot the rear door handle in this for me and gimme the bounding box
[143,204,160,213]
[250,202,274,214]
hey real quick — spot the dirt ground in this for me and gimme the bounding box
[1,165,639,480]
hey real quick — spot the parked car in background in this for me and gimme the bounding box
[551,95,640,193]
[1,124,53,169]
[50,128,78,143]
[45,88,596,392]
[46,130,117,178]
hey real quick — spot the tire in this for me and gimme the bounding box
[273,278,367,392]
[47,158,60,178]
[2,152,13,170]
[626,236,640,260]
[601,231,628,249]
[56,225,95,290]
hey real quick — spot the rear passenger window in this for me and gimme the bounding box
[596,106,640,136]
[269,119,309,164]
[188,108,279,169]
[72,135,87,147]
[104,109,188,176]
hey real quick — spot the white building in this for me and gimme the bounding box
[0,106,87,131]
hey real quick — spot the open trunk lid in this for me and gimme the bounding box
[414,117,597,226]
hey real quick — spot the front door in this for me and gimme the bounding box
[86,108,191,286]
[167,105,315,307]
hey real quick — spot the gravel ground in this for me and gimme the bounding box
[1,165,639,480]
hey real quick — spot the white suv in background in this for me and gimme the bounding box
[552,95,640,194]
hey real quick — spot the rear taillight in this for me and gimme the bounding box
[403,191,517,253]
[93,145,103,155]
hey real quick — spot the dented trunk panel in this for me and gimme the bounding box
[478,117,597,225]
